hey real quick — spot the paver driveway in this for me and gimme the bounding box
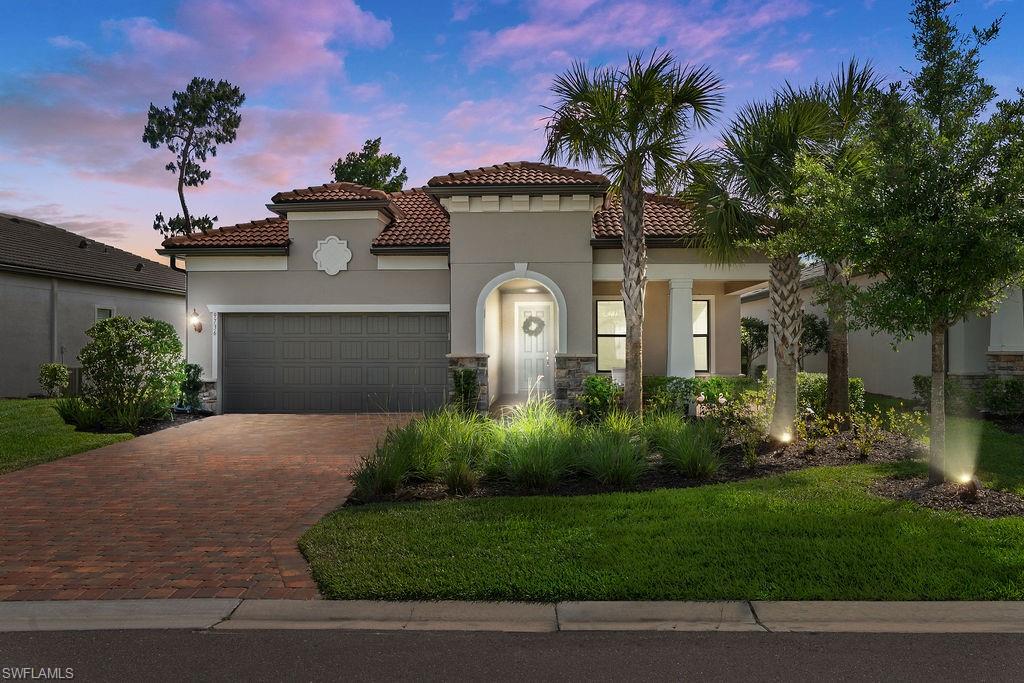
[0,414,405,601]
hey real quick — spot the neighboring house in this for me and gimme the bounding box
[159,162,770,414]
[741,263,1024,399]
[0,213,186,397]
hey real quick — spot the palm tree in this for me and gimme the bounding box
[686,88,831,438]
[542,52,724,412]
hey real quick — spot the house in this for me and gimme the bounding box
[158,162,770,414]
[741,264,1024,399]
[0,213,186,397]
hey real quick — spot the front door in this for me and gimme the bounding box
[516,302,553,394]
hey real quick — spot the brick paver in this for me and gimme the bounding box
[0,414,406,601]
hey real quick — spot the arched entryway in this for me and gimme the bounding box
[476,268,567,405]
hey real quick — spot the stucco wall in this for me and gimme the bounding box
[0,270,184,397]
[184,212,450,379]
[448,209,595,356]
[739,275,992,398]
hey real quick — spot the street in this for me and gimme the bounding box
[2,629,1022,682]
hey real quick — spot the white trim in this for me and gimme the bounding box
[95,305,116,321]
[476,269,568,354]
[593,262,770,282]
[287,210,384,221]
[184,255,288,271]
[442,194,601,213]
[206,304,450,313]
[376,254,449,270]
[514,301,555,393]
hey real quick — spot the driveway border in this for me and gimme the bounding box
[2,600,1023,633]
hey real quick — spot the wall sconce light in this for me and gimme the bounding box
[190,309,203,333]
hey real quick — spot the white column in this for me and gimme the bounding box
[667,278,696,378]
[988,286,1024,353]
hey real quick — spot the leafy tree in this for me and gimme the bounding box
[144,77,245,237]
[543,51,724,412]
[331,138,408,192]
[686,88,831,437]
[740,317,769,376]
[802,0,1024,483]
[799,312,829,370]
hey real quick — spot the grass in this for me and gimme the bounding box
[302,411,1024,601]
[0,399,132,475]
[301,462,1024,601]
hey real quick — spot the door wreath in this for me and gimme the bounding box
[522,315,546,337]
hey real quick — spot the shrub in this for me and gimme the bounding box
[77,316,184,431]
[578,374,622,421]
[417,407,501,492]
[850,409,886,458]
[600,409,643,440]
[351,423,420,498]
[981,377,1024,417]
[450,368,480,414]
[654,417,723,479]
[576,425,648,487]
[497,429,574,491]
[912,374,975,415]
[643,376,691,413]
[797,372,865,416]
[180,363,204,411]
[53,396,104,431]
[38,363,70,397]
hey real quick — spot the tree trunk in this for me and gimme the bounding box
[824,261,850,426]
[177,130,195,234]
[929,321,946,485]
[620,158,647,414]
[769,253,802,438]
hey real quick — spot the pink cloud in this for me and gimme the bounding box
[764,51,803,72]
[423,138,546,175]
[467,0,811,70]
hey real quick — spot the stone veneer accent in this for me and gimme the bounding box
[554,353,597,411]
[446,354,489,413]
[199,381,218,413]
[987,353,1024,377]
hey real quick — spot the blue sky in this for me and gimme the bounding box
[1,0,1020,258]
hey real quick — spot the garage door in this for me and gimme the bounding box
[221,312,449,413]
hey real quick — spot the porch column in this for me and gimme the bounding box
[988,286,1024,354]
[667,278,696,378]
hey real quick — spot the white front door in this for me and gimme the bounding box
[516,302,553,394]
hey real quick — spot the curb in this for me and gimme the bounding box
[2,600,1023,633]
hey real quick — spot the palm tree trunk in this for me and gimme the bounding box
[929,321,946,485]
[769,253,802,438]
[620,158,647,414]
[824,261,850,426]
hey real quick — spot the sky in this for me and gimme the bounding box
[1,0,1020,261]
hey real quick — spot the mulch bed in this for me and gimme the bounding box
[347,430,925,506]
[870,476,1024,518]
[132,411,210,436]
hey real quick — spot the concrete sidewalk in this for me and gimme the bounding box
[2,600,1023,633]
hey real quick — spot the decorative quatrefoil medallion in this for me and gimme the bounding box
[313,236,353,275]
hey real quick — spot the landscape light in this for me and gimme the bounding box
[780,432,792,444]
[957,473,981,503]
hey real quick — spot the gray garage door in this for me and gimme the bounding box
[221,312,449,413]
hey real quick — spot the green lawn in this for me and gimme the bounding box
[0,399,132,475]
[301,414,1024,602]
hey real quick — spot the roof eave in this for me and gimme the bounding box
[267,198,403,219]
[425,183,608,198]
[0,263,185,296]
[590,236,703,248]
[156,246,290,256]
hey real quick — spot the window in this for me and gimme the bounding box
[595,300,626,371]
[595,298,711,373]
[693,299,710,373]
[95,307,114,321]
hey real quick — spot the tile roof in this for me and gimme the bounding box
[371,190,449,250]
[0,213,185,294]
[161,217,289,249]
[592,194,701,240]
[271,181,390,203]
[427,161,608,188]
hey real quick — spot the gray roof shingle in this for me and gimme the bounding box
[0,213,185,294]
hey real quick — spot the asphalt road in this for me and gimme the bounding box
[2,630,1022,682]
